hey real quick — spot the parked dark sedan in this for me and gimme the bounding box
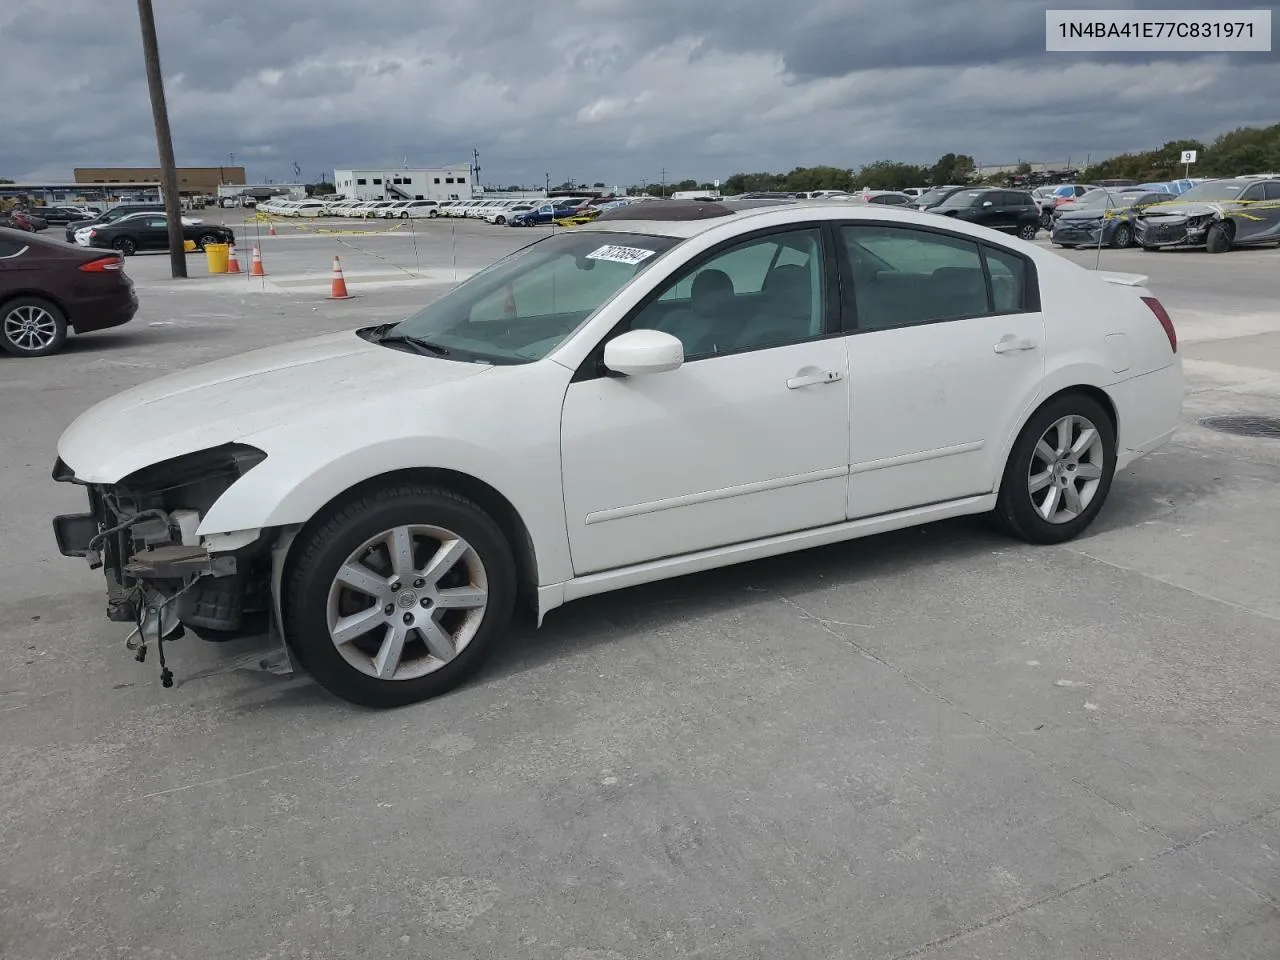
[0,227,138,357]
[509,201,580,226]
[64,203,165,242]
[1134,177,1280,253]
[1050,190,1164,249]
[32,206,93,224]
[85,214,233,255]
[929,188,1041,239]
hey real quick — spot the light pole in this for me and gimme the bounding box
[136,0,186,278]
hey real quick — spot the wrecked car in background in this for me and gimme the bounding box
[1134,176,1280,253]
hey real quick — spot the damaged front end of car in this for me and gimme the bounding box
[1134,211,1215,249]
[51,443,294,688]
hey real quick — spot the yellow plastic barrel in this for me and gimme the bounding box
[204,242,229,273]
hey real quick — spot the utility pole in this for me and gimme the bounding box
[545,172,550,196]
[473,148,481,191]
[660,167,667,197]
[136,0,186,278]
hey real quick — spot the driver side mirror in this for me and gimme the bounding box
[982,200,994,207]
[603,329,684,377]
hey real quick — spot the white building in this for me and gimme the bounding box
[332,164,475,202]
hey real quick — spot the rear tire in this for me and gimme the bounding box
[993,392,1116,545]
[283,485,517,707]
[1017,223,1038,241]
[1,296,68,357]
[197,233,220,249]
[1205,221,1232,254]
[112,237,136,256]
[1111,223,1133,249]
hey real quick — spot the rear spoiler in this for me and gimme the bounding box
[1094,271,1149,287]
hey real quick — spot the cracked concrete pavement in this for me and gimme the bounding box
[2,217,1278,959]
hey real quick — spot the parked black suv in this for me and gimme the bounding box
[929,189,1041,240]
[64,203,165,242]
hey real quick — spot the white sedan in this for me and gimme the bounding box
[52,201,1183,706]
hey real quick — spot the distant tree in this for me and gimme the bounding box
[783,166,856,192]
[0,178,13,184]
[505,184,523,192]
[857,160,930,190]
[592,181,606,188]
[1015,162,1032,175]
[305,181,336,196]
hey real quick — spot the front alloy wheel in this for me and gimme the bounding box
[285,485,516,706]
[994,393,1116,544]
[326,524,489,681]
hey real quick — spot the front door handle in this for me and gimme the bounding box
[786,370,844,389]
[993,337,1037,354]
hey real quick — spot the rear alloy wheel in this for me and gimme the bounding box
[1205,221,1232,254]
[197,233,221,249]
[400,211,410,219]
[284,485,516,707]
[993,393,1116,544]
[112,237,136,256]
[1111,223,1133,249]
[1,297,69,357]
[1040,211,1053,229]
[495,215,506,225]
[1017,223,1038,241]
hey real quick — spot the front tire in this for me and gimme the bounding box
[1111,223,1133,249]
[993,393,1116,545]
[1205,221,1232,254]
[284,485,516,707]
[1,296,69,357]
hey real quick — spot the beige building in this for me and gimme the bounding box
[74,166,246,197]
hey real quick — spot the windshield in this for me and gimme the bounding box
[1072,190,1121,208]
[938,191,985,208]
[384,231,678,363]
[1171,181,1246,202]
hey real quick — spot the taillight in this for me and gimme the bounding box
[80,256,124,273]
[1141,296,1177,352]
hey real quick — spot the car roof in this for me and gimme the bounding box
[579,197,1017,240]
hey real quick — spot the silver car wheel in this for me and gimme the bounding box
[1028,414,1105,524]
[325,524,489,681]
[4,304,59,350]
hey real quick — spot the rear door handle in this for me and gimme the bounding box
[993,337,1037,354]
[786,370,844,389]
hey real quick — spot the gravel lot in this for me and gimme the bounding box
[3,214,1279,960]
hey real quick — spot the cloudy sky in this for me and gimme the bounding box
[2,0,1276,187]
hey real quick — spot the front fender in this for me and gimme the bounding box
[196,361,578,587]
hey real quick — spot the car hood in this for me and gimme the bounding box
[58,330,492,483]
[1138,201,1229,220]
[1057,208,1115,221]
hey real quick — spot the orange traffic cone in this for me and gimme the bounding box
[225,244,241,274]
[250,244,267,277]
[268,222,278,236]
[328,256,353,299]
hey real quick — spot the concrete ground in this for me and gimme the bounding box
[3,215,1280,960]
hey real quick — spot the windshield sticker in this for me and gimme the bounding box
[585,244,657,265]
